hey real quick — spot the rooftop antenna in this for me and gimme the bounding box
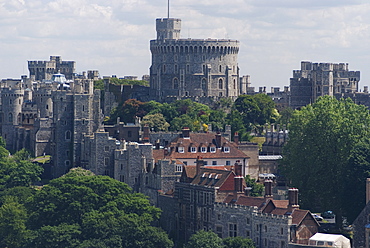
[167,0,170,18]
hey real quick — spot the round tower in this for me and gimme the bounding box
[1,88,24,150]
[150,18,240,101]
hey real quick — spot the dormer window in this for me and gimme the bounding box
[191,147,197,153]
[224,147,230,153]
[210,147,216,153]
[178,147,184,153]
[201,147,207,153]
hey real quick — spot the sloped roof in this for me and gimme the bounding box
[165,132,249,160]
[191,167,234,189]
[291,209,310,225]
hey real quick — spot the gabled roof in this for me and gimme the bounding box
[165,132,249,160]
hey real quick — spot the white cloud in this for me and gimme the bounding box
[1,1,370,88]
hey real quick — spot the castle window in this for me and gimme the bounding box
[212,161,217,165]
[163,64,166,73]
[280,228,284,235]
[219,79,223,89]
[219,56,222,62]
[9,99,12,104]
[145,177,148,185]
[233,79,236,89]
[219,65,222,72]
[246,217,250,224]
[82,105,85,111]
[216,225,222,238]
[190,147,197,153]
[173,78,179,89]
[46,104,48,110]
[175,64,178,73]
[280,241,285,248]
[186,64,189,73]
[8,113,12,123]
[201,147,207,153]
[121,164,123,170]
[120,175,124,182]
[229,223,237,237]
[105,146,109,152]
[246,230,250,237]
[178,147,184,153]
[201,78,206,89]
[174,54,178,62]
[65,160,70,166]
[210,147,216,153]
[219,92,223,97]
[264,225,267,232]
[104,157,109,166]
[65,130,71,140]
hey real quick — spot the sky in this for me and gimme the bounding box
[1,0,370,91]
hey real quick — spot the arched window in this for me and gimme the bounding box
[173,78,179,89]
[65,130,71,140]
[219,79,223,89]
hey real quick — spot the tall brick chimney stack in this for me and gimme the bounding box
[234,132,239,144]
[264,180,273,199]
[196,156,204,175]
[182,127,190,138]
[142,124,150,143]
[216,132,222,148]
[234,161,244,193]
[288,188,299,209]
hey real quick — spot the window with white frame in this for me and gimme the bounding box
[210,147,216,153]
[191,147,197,153]
[201,147,207,153]
[224,146,230,153]
[178,147,184,153]
[175,164,183,172]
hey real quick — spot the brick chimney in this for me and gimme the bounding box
[264,180,273,199]
[182,127,190,138]
[142,124,150,143]
[234,132,239,144]
[215,132,222,148]
[196,156,204,175]
[234,161,244,193]
[288,188,299,209]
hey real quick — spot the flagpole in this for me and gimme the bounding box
[167,0,169,18]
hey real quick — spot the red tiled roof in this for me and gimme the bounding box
[164,132,249,160]
[291,209,310,225]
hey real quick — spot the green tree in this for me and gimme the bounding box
[141,113,170,132]
[281,96,370,223]
[185,230,224,248]
[0,197,30,248]
[25,169,173,247]
[245,175,264,197]
[0,149,43,190]
[232,94,276,135]
[223,236,255,248]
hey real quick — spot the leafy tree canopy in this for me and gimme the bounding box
[223,236,255,248]
[0,168,173,248]
[245,175,264,197]
[282,96,370,223]
[185,230,224,248]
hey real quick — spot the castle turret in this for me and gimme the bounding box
[156,18,181,40]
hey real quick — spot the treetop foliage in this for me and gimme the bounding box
[282,96,370,222]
